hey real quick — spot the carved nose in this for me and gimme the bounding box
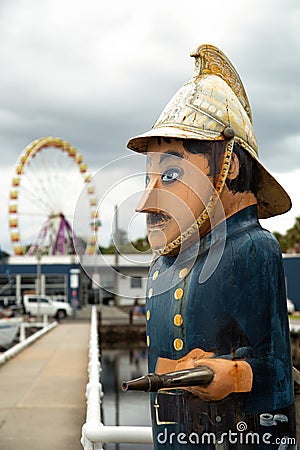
[135,178,159,213]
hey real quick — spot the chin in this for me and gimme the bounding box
[148,225,180,252]
[148,230,167,250]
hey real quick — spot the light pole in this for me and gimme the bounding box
[113,205,120,307]
[36,250,42,319]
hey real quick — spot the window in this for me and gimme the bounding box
[131,276,142,288]
[45,274,66,297]
[45,275,65,285]
[102,272,114,289]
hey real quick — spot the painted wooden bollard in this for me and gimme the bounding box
[125,44,296,449]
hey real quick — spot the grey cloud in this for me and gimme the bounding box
[1,0,300,254]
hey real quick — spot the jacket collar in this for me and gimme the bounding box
[159,205,260,266]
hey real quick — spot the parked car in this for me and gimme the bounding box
[23,295,72,319]
[287,298,295,315]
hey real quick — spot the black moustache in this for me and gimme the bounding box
[147,212,171,226]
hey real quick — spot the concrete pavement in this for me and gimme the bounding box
[0,322,90,450]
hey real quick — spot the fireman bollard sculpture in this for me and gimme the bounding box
[124,45,296,449]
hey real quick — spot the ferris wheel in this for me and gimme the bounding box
[8,137,100,256]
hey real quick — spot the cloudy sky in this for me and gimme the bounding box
[0,0,300,253]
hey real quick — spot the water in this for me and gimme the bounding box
[101,347,153,450]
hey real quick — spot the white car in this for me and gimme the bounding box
[23,295,73,319]
[287,298,295,315]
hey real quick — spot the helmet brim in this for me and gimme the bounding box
[255,160,291,219]
[127,130,291,219]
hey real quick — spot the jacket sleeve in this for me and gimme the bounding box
[225,228,294,412]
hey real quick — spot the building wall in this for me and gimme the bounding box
[0,256,79,305]
[80,253,152,306]
[283,255,300,311]
[117,268,148,305]
[1,254,152,307]
[2,253,299,311]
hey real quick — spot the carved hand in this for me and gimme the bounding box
[156,347,253,401]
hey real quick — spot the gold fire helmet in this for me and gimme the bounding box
[127,44,291,219]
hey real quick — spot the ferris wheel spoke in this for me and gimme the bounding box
[19,200,50,218]
[39,150,65,206]
[25,150,69,210]
[20,171,56,207]
[18,185,54,215]
[23,170,59,212]
[18,212,49,218]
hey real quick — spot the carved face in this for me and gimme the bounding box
[135,138,215,252]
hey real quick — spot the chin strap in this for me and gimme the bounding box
[156,138,234,256]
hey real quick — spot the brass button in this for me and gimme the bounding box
[152,270,159,281]
[174,288,183,300]
[173,338,183,351]
[174,314,183,326]
[148,288,153,299]
[147,335,150,347]
[179,268,188,279]
[146,310,150,321]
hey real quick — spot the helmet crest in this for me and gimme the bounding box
[128,44,291,219]
[191,44,252,121]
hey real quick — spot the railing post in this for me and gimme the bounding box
[81,306,153,448]
[19,322,25,342]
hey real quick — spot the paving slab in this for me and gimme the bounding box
[0,322,90,450]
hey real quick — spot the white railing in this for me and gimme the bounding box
[81,306,153,449]
[0,320,57,366]
[19,314,51,341]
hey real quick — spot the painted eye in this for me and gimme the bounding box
[145,175,150,187]
[161,168,181,184]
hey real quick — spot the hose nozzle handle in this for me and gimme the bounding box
[122,366,214,393]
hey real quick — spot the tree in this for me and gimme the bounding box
[99,234,150,254]
[273,216,300,253]
[131,237,150,252]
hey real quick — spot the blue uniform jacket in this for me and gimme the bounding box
[146,206,295,449]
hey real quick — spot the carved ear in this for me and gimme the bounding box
[227,152,239,180]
